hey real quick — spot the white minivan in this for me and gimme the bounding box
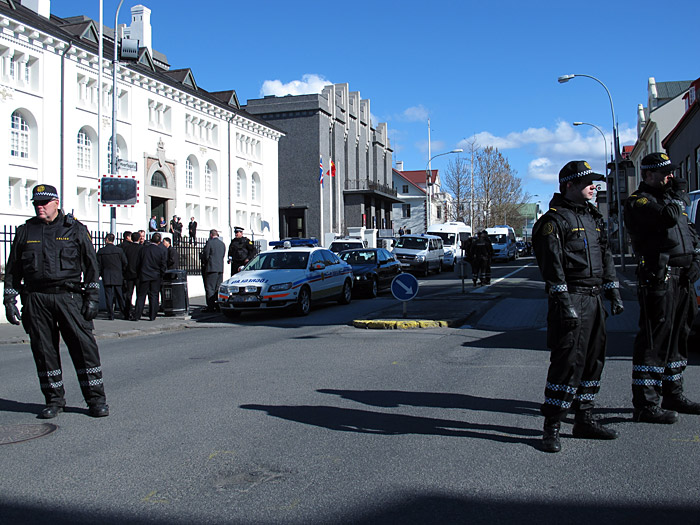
[486,225,517,262]
[427,221,472,270]
[391,234,444,277]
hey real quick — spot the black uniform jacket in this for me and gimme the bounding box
[3,211,100,300]
[137,242,167,281]
[533,193,617,291]
[167,246,180,270]
[624,181,700,269]
[97,244,128,286]
[202,237,226,273]
[228,236,256,262]
[122,242,142,280]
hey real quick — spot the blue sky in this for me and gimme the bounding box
[54,0,700,208]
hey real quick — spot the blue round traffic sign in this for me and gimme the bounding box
[391,273,419,301]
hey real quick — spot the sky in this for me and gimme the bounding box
[52,0,700,209]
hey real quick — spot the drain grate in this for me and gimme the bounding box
[0,423,58,445]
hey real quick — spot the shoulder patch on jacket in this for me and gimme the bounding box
[635,197,648,207]
[543,222,555,235]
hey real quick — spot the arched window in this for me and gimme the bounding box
[205,163,212,193]
[151,171,167,188]
[185,158,194,189]
[77,129,92,170]
[107,140,121,171]
[236,171,243,199]
[10,111,30,158]
[251,172,261,202]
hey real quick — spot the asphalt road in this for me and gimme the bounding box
[1,256,699,524]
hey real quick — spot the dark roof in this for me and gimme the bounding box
[0,1,282,134]
[656,80,692,100]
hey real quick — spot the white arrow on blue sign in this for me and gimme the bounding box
[391,273,419,302]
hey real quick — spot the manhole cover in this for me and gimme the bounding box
[0,423,58,445]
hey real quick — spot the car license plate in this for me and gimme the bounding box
[231,295,259,303]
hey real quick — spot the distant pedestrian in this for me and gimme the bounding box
[97,233,128,320]
[228,226,256,276]
[119,231,132,251]
[149,215,157,232]
[624,152,700,423]
[532,160,623,453]
[173,217,183,246]
[158,217,167,232]
[188,217,198,245]
[162,237,180,269]
[398,227,405,236]
[470,231,492,286]
[122,231,143,319]
[131,232,167,321]
[201,229,226,312]
[138,230,146,244]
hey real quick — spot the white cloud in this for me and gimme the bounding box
[528,157,558,182]
[260,74,331,97]
[399,105,429,122]
[415,139,446,156]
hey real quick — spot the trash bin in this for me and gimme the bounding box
[161,269,189,316]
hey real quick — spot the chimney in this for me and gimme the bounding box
[22,0,51,18]
[395,161,404,171]
[129,5,152,55]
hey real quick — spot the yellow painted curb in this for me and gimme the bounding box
[353,319,450,329]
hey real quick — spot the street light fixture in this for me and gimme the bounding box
[425,149,463,231]
[558,73,626,270]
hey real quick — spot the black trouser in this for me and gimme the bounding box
[633,270,697,408]
[123,278,137,316]
[133,279,162,320]
[20,291,106,407]
[204,272,223,309]
[542,290,606,420]
[472,256,491,284]
[103,284,125,319]
[230,259,246,277]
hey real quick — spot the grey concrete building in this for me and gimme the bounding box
[245,83,399,241]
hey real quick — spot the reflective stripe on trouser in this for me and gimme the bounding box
[21,291,106,406]
[542,292,607,419]
[471,256,491,283]
[633,273,697,407]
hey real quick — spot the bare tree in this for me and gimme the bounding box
[474,146,527,229]
[442,156,470,222]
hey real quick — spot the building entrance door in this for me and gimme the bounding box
[281,208,306,238]
[151,197,168,229]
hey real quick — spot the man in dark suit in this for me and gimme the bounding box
[131,232,167,321]
[122,231,142,319]
[162,237,180,269]
[97,233,128,320]
[200,229,226,312]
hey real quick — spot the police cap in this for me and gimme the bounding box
[640,152,678,173]
[558,161,604,186]
[234,226,244,233]
[31,184,59,202]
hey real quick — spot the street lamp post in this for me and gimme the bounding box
[109,0,125,235]
[558,73,626,271]
[573,122,608,179]
[425,149,463,231]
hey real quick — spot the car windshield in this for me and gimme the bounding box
[245,251,309,270]
[394,237,428,250]
[339,250,377,265]
[330,242,362,252]
[429,232,456,245]
[489,234,507,244]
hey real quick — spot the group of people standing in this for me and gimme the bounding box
[147,215,198,247]
[532,154,700,453]
[462,231,494,286]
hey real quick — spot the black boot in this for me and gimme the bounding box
[661,394,700,414]
[542,417,561,453]
[572,410,619,439]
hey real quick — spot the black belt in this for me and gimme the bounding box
[568,285,601,296]
[667,267,686,276]
[25,283,80,294]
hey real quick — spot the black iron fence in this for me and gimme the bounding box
[1,226,262,278]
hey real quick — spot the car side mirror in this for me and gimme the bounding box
[311,262,325,271]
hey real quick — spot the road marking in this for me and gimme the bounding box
[672,435,700,443]
[208,450,236,460]
[472,262,535,294]
[142,490,169,504]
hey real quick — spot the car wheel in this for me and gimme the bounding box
[369,277,379,298]
[338,279,352,304]
[294,286,311,316]
[423,262,430,277]
[222,309,241,319]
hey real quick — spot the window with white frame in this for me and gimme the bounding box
[107,140,121,172]
[185,158,194,189]
[10,111,29,159]
[402,204,411,218]
[205,163,212,193]
[251,176,257,202]
[77,129,92,171]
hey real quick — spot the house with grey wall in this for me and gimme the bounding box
[245,83,400,241]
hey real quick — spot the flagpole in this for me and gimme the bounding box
[319,156,324,244]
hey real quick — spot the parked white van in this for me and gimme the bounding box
[391,234,444,277]
[486,225,517,262]
[427,221,472,270]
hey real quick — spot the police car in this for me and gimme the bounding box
[217,239,354,317]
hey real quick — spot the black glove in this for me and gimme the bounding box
[669,177,690,205]
[604,288,624,316]
[4,297,21,325]
[554,292,580,332]
[687,261,700,284]
[81,298,99,321]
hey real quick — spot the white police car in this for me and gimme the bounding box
[217,239,354,317]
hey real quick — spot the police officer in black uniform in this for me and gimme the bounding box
[624,152,700,424]
[532,161,623,452]
[3,184,109,419]
[470,230,493,286]
[228,226,256,276]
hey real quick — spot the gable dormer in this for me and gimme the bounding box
[210,90,241,109]
[163,68,197,91]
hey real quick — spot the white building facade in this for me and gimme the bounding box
[1,1,282,246]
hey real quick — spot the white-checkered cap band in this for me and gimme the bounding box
[640,159,672,170]
[560,169,596,183]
